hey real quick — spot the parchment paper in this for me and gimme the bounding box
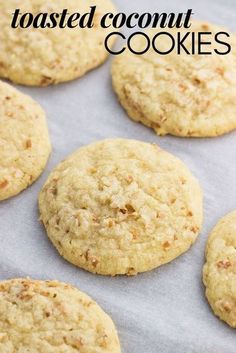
[0,0,235,352]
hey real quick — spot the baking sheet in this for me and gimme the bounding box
[0,0,236,352]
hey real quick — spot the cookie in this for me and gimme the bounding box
[0,81,51,201]
[39,139,203,276]
[112,21,236,137]
[203,211,236,328]
[0,278,121,352]
[0,0,116,86]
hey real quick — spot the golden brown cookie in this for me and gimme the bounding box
[39,139,203,276]
[0,81,51,201]
[203,211,236,328]
[0,0,116,86]
[112,21,236,137]
[0,278,121,352]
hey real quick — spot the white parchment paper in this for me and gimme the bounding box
[0,0,235,352]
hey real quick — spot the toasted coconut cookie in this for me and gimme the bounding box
[0,81,51,201]
[112,21,236,137]
[0,278,121,352]
[39,139,203,276]
[203,211,236,328]
[0,0,116,86]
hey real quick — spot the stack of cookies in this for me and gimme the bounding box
[0,1,235,352]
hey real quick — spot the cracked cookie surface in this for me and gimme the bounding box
[39,139,203,276]
[0,81,51,201]
[0,278,121,352]
[203,211,236,328]
[112,21,236,137]
[0,0,116,86]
